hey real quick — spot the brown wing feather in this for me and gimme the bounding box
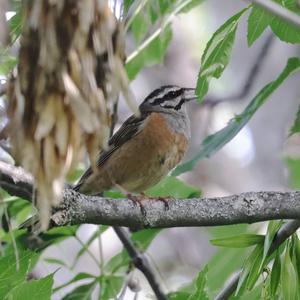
[74,112,150,191]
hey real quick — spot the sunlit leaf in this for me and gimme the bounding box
[196,8,249,102]
[211,234,264,248]
[99,275,123,300]
[173,57,300,175]
[5,274,53,300]
[0,250,38,299]
[247,5,272,46]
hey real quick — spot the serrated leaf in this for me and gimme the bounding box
[270,250,281,297]
[5,273,53,300]
[196,8,249,102]
[211,234,264,248]
[270,0,300,44]
[147,176,201,198]
[173,57,300,175]
[0,250,38,299]
[126,25,172,80]
[188,265,209,300]
[281,244,298,300]
[247,6,273,46]
[289,104,300,137]
[62,281,97,300]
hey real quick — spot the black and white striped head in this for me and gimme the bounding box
[140,85,197,114]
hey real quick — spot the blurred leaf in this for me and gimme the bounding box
[147,176,201,198]
[270,0,300,44]
[270,250,281,298]
[8,10,22,43]
[5,274,53,300]
[196,8,248,102]
[169,291,192,299]
[44,257,69,268]
[260,221,283,272]
[289,104,300,137]
[54,273,96,293]
[188,265,209,300]
[292,234,300,279]
[173,57,300,175]
[247,5,272,46]
[99,275,123,300]
[62,281,97,300]
[73,225,108,264]
[126,25,172,80]
[236,244,263,295]
[211,234,264,248]
[104,229,160,274]
[0,52,17,75]
[131,10,150,43]
[281,244,298,300]
[0,250,38,298]
[285,157,300,189]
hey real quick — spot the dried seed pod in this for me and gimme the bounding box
[8,0,137,230]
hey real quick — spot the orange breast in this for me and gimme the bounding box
[106,112,189,192]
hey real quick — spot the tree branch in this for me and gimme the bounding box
[247,0,300,28]
[0,161,300,228]
[215,219,300,300]
[113,227,167,300]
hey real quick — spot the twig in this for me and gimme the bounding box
[214,220,300,300]
[247,0,300,28]
[113,227,167,300]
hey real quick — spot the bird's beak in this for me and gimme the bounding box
[182,88,197,102]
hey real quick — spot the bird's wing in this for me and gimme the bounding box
[74,112,149,191]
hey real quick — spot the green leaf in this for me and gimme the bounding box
[5,274,53,300]
[126,25,172,80]
[236,244,263,295]
[169,291,192,300]
[281,244,298,300]
[53,273,96,293]
[260,221,283,272]
[104,229,160,274]
[289,104,300,136]
[247,6,273,46]
[270,250,281,298]
[99,275,123,299]
[188,265,209,300]
[270,0,300,44]
[147,176,201,198]
[196,8,249,102]
[0,52,17,75]
[62,281,97,300]
[73,225,108,264]
[173,57,300,175]
[211,234,264,248]
[0,250,38,299]
[44,257,69,268]
[285,157,300,189]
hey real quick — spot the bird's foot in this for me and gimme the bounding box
[127,193,147,216]
[140,193,171,210]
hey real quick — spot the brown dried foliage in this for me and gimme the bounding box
[7,0,137,229]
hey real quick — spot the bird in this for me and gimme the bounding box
[73,85,197,198]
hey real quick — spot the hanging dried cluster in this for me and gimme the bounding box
[7,0,137,229]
